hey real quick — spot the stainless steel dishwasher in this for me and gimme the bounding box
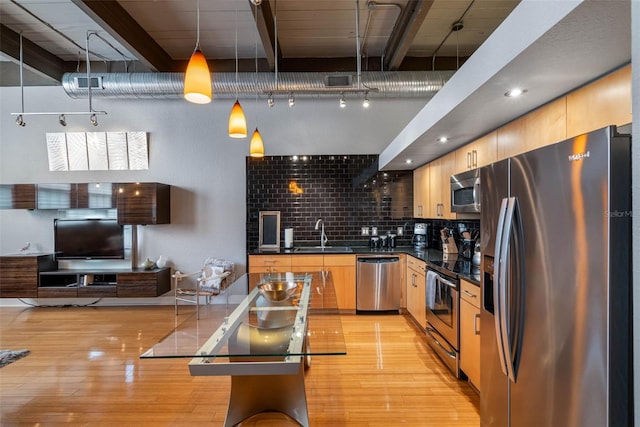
[356,255,402,313]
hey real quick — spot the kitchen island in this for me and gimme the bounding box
[141,271,345,427]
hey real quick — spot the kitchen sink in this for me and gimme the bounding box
[294,246,353,253]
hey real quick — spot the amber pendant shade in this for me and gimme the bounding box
[249,128,265,157]
[228,100,247,138]
[184,49,212,104]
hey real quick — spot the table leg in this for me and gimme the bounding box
[224,362,309,427]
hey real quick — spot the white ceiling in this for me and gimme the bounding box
[0,0,633,170]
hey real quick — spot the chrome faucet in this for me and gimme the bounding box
[315,218,328,249]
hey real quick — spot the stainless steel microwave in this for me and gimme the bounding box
[450,169,481,213]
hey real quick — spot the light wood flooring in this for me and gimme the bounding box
[0,306,479,426]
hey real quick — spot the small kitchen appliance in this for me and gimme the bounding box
[412,223,428,250]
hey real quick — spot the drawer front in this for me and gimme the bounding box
[324,254,356,266]
[249,255,292,268]
[117,272,162,297]
[78,285,117,297]
[38,287,78,298]
[0,256,38,297]
[290,255,323,267]
[460,279,480,307]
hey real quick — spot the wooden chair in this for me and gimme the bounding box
[174,258,235,319]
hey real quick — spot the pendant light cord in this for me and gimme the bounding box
[195,0,201,50]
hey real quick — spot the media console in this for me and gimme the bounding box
[0,254,171,299]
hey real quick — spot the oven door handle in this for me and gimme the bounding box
[434,274,457,289]
[426,327,456,359]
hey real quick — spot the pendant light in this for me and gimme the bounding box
[184,0,212,104]
[249,128,264,157]
[228,0,247,137]
[249,0,264,157]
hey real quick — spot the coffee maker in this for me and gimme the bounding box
[412,223,428,250]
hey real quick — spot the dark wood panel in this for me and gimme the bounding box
[116,183,171,224]
[0,184,37,209]
[78,285,117,297]
[37,286,78,298]
[117,268,170,297]
[0,254,55,298]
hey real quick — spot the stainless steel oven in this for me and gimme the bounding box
[425,267,460,377]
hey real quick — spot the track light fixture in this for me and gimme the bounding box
[267,93,275,108]
[362,92,370,108]
[58,114,67,126]
[15,115,25,127]
[90,113,98,126]
[288,93,295,108]
[339,94,346,108]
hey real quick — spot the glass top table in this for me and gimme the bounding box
[140,271,346,427]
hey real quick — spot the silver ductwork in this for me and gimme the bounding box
[61,71,454,100]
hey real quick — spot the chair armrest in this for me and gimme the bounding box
[196,270,231,284]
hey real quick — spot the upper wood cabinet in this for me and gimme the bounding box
[498,97,567,160]
[454,131,498,173]
[413,163,429,218]
[0,184,36,209]
[77,183,118,209]
[428,153,456,219]
[566,65,632,138]
[116,183,171,225]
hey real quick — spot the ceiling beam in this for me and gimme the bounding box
[249,0,282,71]
[0,24,65,83]
[384,0,434,71]
[70,0,175,72]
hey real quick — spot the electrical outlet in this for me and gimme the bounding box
[361,226,369,236]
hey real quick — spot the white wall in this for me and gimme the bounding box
[0,86,426,289]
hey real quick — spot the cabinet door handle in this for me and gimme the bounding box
[418,205,423,217]
[474,313,481,335]
[467,151,471,169]
[462,289,477,298]
[472,150,478,168]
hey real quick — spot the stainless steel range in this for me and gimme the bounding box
[425,265,460,377]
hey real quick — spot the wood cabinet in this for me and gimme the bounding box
[460,279,481,391]
[0,255,170,299]
[406,255,426,329]
[248,254,292,274]
[566,65,632,138]
[413,163,430,218]
[248,254,356,310]
[454,131,498,173]
[0,184,37,209]
[0,254,56,298]
[116,183,171,225]
[117,269,171,297]
[428,153,456,219]
[324,254,356,311]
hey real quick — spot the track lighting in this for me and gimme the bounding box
[90,113,98,126]
[58,114,66,126]
[339,94,346,108]
[288,93,295,108]
[250,0,262,4]
[15,115,25,127]
[362,92,370,108]
[267,93,274,108]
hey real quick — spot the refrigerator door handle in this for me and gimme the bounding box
[493,197,510,376]
[500,196,523,383]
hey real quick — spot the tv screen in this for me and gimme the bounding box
[54,219,125,260]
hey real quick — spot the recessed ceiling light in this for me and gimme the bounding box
[505,88,527,97]
[405,159,412,164]
[439,136,448,143]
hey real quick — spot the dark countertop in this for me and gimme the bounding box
[249,245,481,286]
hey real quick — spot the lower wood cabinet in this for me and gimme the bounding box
[248,253,356,310]
[460,279,481,391]
[406,255,426,329]
[0,254,56,298]
[0,254,170,299]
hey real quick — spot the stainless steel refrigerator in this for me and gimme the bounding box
[480,126,632,427]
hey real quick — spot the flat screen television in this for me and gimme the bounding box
[54,219,125,260]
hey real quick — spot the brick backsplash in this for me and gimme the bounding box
[246,155,415,249]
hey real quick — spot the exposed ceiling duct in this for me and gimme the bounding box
[61,71,454,100]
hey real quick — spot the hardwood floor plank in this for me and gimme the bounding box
[1,306,479,425]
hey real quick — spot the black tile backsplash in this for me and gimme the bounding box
[246,154,480,257]
[246,155,415,249]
